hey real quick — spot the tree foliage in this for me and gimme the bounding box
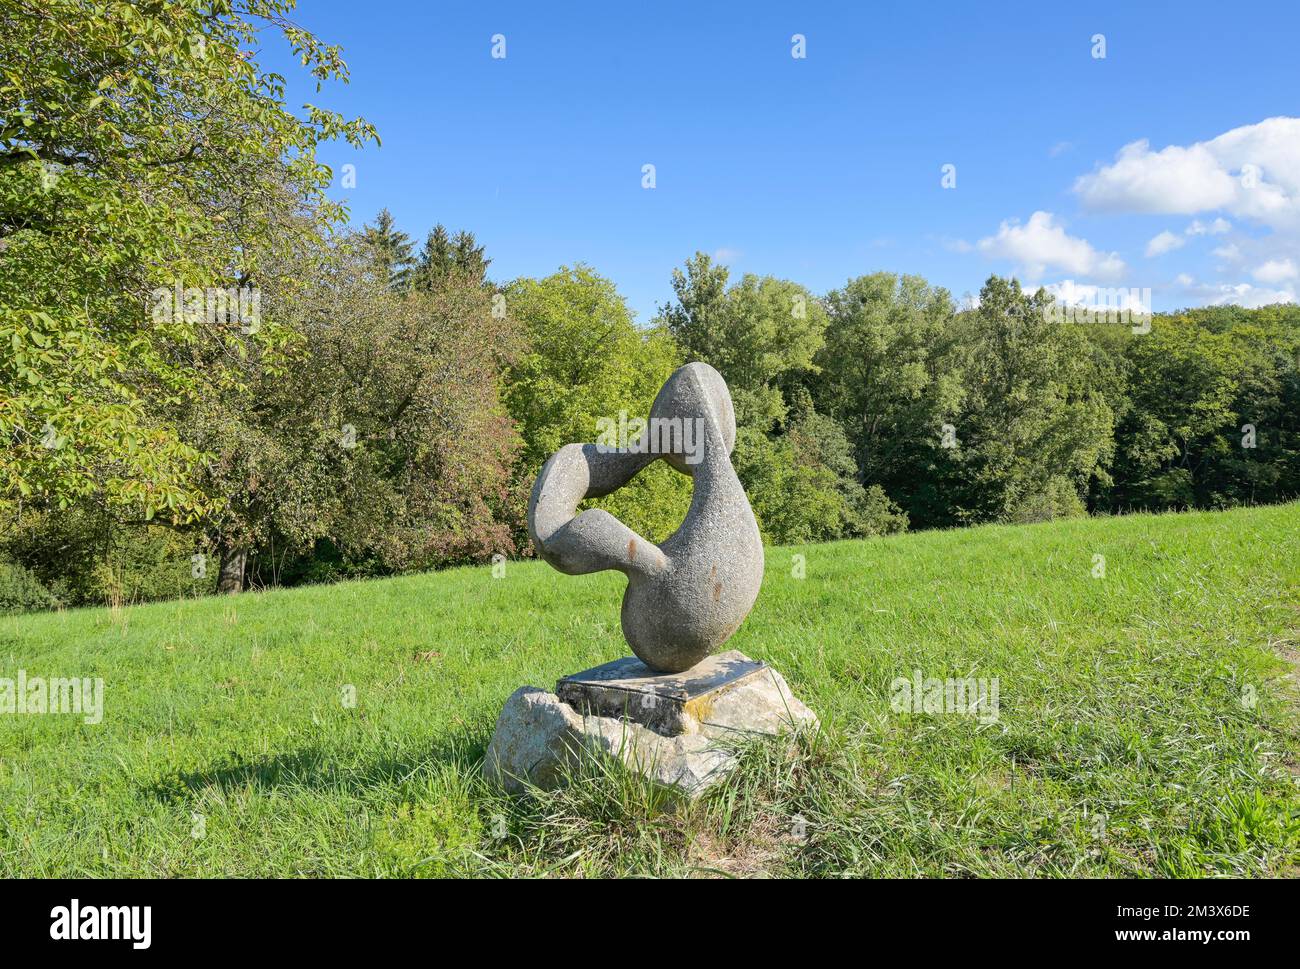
[0,0,375,523]
[815,272,961,528]
[188,234,522,588]
[503,265,690,544]
[1105,307,1300,510]
[361,208,415,290]
[414,224,490,291]
[942,277,1116,524]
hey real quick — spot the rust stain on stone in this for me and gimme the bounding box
[685,694,715,723]
[713,581,722,601]
[627,538,637,562]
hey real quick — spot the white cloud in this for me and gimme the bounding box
[1035,279,1150,315]
[1175,274,1295,308]
[1147,217,1236,257]
[975,211,1125,281]
[1186,217,1231,236]
[1252,258,1298,284]
[1074,117,1300,230]
[1206,282,1296,308]
[1144,230,1185,257]
[711,247,742,264]
[1212,242,1242,262]
[1075,141,1236,213]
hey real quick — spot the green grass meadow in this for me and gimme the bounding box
[2,503,1298,877]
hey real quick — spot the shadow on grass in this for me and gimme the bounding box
[145,727,490,803]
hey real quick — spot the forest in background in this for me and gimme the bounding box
[3,1,1298,612]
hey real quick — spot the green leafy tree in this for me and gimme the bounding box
[786,405,908,538]
[0,0,376,527]
[659,252,730,371]
[813,272,961,527]
[188,234,521,591]
[657,253,872,541]
[504,265,689,544]
[660,252,827,428]
[942,277,1116,524]
[1213,316,1300,505]
[1108,313,1263,510]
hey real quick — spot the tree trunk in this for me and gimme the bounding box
[217,544,248,595]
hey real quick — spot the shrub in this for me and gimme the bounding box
[0,560,58,614]
[1,509,212,607]
[1005,477,1089,524]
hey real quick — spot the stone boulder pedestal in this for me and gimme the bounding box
[483,650,817,798]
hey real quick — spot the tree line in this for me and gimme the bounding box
[2,2,1297,611]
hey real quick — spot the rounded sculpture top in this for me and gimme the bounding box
[649,362,736,474]
[526,362,764,673]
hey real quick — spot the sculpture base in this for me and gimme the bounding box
[483,651,818,798]
[556,650,768,736]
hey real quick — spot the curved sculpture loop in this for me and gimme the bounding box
[527,363,764,673]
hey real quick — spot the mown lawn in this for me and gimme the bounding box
[2,503,1298,877]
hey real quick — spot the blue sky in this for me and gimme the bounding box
[265,0,1300,320]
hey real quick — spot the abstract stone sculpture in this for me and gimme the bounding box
[527,362,763,673]
[483,362,817,797]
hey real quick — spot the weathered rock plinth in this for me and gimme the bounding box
[557,650,769,735]
[483,650,817,798]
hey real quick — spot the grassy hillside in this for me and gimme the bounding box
[2,504,1298,877]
